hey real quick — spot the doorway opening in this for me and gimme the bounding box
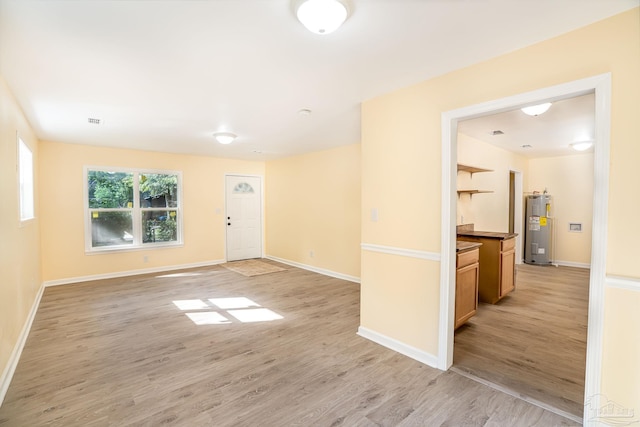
[438,74,611,424]
[453,98,594,420]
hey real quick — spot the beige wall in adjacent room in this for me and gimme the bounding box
[39,141,264,282]
[361,7,639,408]
[528,154,594,266]
[457,133,528,232]
[0,77,42,388]
[265,144,361,280]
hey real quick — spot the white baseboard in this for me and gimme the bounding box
[265,255,360,283]
[554,260,591,269]
[357,326,439,369]
[0,283,45,406]
[43,259,226,287]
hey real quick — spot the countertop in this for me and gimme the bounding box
[456,241,482,252]
[457,231,517,240]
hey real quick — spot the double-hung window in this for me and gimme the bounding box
[18,137,35,222]
[85,167,182,252]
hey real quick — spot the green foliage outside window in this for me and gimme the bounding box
[87,169,180,249]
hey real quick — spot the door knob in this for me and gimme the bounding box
[227,222,231,226]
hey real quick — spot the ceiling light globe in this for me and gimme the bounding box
[521,102,552,116]
[296,0,348,35]
[214,132,237,145]
[571,141,593,151]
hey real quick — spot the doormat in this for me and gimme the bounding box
[222,259,286,277]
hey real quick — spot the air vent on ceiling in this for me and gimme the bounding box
[88,118,101,125]
[491,130,504,135]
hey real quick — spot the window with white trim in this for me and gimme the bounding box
[18,137,34,221]
[85,167,182,252]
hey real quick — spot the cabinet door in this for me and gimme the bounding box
[500,248,515,297]
[455,262,479,328]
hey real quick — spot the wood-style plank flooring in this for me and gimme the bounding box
[454,264,589,421]
[0,261,578,426]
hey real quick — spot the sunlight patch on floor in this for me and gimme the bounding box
[227,308,283,323]
[173,299,210,310]
[186,311,232,325]
[209,297,260,309]
[172,297,283,325]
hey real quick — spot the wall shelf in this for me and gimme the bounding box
[457,164,493,177]
[457,190,494,198]
[457,164,493,197]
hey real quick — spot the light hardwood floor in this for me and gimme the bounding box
[454,264,589,421]
[0,261,578,426]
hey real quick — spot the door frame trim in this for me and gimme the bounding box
[509,168,524,265]
[224,174,265,261]
[438,73,611,425]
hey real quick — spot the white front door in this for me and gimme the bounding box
[225,175,262,261]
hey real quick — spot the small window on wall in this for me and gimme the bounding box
[85,167,182,252]
[18,137,34,222]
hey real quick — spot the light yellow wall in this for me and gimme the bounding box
[528,154,594,265]
[361,7,639,406]
[39,141,264,282]
[457,133,529,232]
[0,77,42,383]
[265,144,361,279]
[361,251,440,354]
[602,286,640,414]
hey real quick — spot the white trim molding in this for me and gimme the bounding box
[361,243,440,262]
[357,326,438,369]
[555,260,591,269]
[606,275,640,292]
[439,73,612,426]
[0,283,45,406]
[265,255,360,283]
[43,259,225,287]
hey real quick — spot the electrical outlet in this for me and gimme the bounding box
[309,251,314,258]
[143,255,149,263]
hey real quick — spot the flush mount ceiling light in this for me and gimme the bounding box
[296,0,348,35]
[213,132,237,145]
[521,102,552,116]
[571,141,593,151]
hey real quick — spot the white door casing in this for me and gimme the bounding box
[439,73,611,426]
[225,175,262,261]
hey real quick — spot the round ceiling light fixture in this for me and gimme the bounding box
[296,0,348,35]
[213,132,237,145]
[571,141,593,151]
[521,102,552,116]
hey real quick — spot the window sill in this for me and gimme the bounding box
[85,241,184,255]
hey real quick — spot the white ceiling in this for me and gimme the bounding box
[458,93,595,158]
[0,0,636,161]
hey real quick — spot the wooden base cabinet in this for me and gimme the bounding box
[457,235,516,304]
[499,238,516,297]
[455,248,479,329]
